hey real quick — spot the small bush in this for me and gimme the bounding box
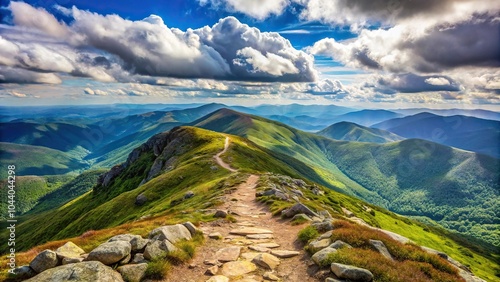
[298,226,319,243]
[145,259,171,279]
[291,217,309,226]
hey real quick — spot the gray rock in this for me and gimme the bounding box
[182,221,201,236]
[313,221,334,232]
[118,253,131,265]
[146,158,164,181]
[148,224,192,243]
[11,265,36,279]
[330,240,353,250]
[309,238,331,253]
[292,213,312,222]
[86,241,131,265]
[312,247,337,266]
[184,191,195,199]
[319,231,333,240]
[282,203,318,218]
[56,242,85,260]
[369,239,393,260]
[291,189,304,197]
[331,263,373,282]
[131,253,147,264]
[209,232,223,240]
[325,278,344,282]
[30,250,59,273]
[214,210,228,218]
[143,240,177,260]
[108,234,148,252]
[117,263,148,282]
[99,165,124,187]
[215,246,241,262]
[135,193,147,206]
[318,210,332,219]
[25,261,123,282]
[62,257,84,265]
[293,179,307,187]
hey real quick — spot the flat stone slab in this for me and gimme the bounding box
[270,250,300,258]
[206,275,229,282]
[240,252,261,261]
[255,243,280,249]
[246,234,274,239]
[221,261,257,277]
[230,228,273,235]
[215,247,241,262]
[248,245,271,253]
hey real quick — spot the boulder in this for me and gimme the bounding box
[206,265,219,275]
[86,241,131,265]
[292,213,312,222]
[368,239,393,260]
[282,203,319,218]
[215,246,241,262]
[117,263,148,282]
[293,179,307,187]
[131,253,147,264]
[184,191,195,199]
[118,253,131,265]
[252,253,280,270]
[56,242,85,260]
[330,240,353,250]
[331,263,373,282]
[134,193,147,206]
[291,189,304,197]
[309,238,331,253]
[270,250,300,258]
[143,240,177,260]
[318,210,332,219]
[11,265,36,279]
[319,231,333,240]
[148,224,192,243]
[313,220,334,232]
[25,261,123,282]
[221,261,257,277]
[62,257,84,265]
[30,250,59,273]
[209,232,223,240]
[312,247,337,266]
[182,221,201,236]
[108,234,148,252]
[214,210,228,218]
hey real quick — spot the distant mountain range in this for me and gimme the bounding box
[317,121,404,143]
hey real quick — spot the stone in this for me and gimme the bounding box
[108,234,148,252]
[135,193,147,206]
[11,265,36,279]
[206,265,219,275]
[292,213,312,222]
[369,239,393,260]
[206,275,230,282]
[282,203,319,218]
[184,191,195,199]
[309,238,331,253]
[330,240,353,250]
[230,227,273,235]
[118,253,131,265]
[117,263,148,282]
[62,257,84,265]
[56,242,86,260]
[246,234,274,239]
[249,245,271,253]
[341,208,354,218]
[263,272,280,281]
[312,221,334,232]
[252,253,280,270]
[25,261,123,282]
[214,210,228,218]
[312,247,337,265]
[294,179,307,187]
[240,252,261,261]
[215,246,241,262]
[209,232,223,240]
[270,250,300,258]
[331,263,373,282]
[325,278,343,282]
[255,243,280,249]
[143,240,177,260]
[131,253,147,264]
[319,231,333,240]
[318,210,333,219]
[182,221,201,236]
[148,224,192,243]
[204,259,222,266]
[30,250,59,273]
[291,189,304,197]
[221,261,257,277]
[86,241,131,265]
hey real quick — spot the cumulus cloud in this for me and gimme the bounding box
[83,88,108,96]
[198,0,289,20]
[375,73,460,94]
[0,66,62,84]
[1,3,316,84]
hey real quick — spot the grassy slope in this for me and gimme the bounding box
[318,121,404,143]
[0,142,89,178]
[192,109,499,247]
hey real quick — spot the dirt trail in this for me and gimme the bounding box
[164,138,316,282]
[214,137,237,172]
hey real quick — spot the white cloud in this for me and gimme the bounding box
[425,77,450,86]
[198,0,289,20]
[10,91,27,98]
[83,88,108,96]
[9,1,70,38]
[234,47,299,76]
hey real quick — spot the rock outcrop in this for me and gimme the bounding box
[26,261,124,282]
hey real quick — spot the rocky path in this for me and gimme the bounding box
[164,139,316,282]
[214,137,237,172]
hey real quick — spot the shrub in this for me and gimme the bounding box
[145,259,171,279]
[298,226,319,243]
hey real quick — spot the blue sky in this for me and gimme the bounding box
[0,0,498,109]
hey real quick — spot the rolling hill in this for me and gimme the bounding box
[329,109,403,126]
[373,113,500,158]
[191,109,500,246]
[317,122,404,143]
